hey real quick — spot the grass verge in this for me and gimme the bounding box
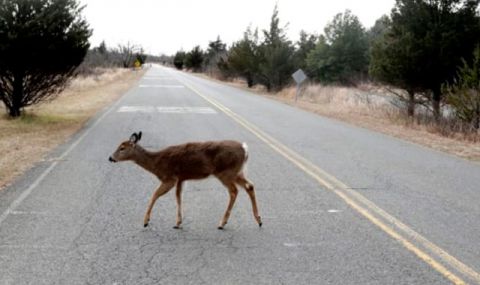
[269,86,480,161]
[195,72,480,162]
[0,68,145,190]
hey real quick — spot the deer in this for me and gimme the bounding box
[108,132,262,230]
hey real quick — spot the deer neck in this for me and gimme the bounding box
[131,145,161,176]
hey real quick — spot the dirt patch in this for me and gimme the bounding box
[0,68,145,190]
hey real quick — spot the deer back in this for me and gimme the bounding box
[157,140,247,181]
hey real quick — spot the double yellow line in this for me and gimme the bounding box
[176,74,479,285]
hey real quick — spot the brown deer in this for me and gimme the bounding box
[109,132,262,230]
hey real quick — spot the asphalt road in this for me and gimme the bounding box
[0,65,479,285]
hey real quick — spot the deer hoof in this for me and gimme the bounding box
[144,223,149,228]
[173,225,181,229]
[217,226,224,230]
[259,222,262,227]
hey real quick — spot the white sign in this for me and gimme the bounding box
[292,69,307,84]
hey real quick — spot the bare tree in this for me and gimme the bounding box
[118,42,140,68]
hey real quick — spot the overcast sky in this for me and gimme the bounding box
[79,0,396,55]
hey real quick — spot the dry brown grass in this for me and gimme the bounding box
[269,84,480,161]
[0,68,145,190]
[195,71,480,162]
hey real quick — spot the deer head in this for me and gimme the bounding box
[109,131,142,163]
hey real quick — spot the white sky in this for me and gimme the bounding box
[79,0,396,55]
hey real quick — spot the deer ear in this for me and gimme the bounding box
[129,133,138,143]
[137,131,142,141]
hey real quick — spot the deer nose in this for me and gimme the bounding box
[109,156,117,163]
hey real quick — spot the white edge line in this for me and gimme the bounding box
[0,81,132,227]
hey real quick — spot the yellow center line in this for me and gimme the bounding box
[174,72,480,285]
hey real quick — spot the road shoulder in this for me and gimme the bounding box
[0,68,146,191]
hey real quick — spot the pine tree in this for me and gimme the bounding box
[370,0,480,120]
[227,26,260,87]
[184,46,204,72]
[444,46,480,130]
[306,10,369,85]
[257,5,295,91]
[293,30,317,71]
[0,0,91,117]
[205,36,227,74]
[174,51,186,70]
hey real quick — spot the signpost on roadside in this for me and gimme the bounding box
[292,69,307,103]
[134,59,141,70]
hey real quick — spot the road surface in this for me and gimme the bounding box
[0,65,479,284]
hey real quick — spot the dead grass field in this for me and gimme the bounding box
[197,72,480,162]
[0,68,145,190]
[270,85,480,161]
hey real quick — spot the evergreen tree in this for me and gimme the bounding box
[206,36,227,59]
[370,0,480,120]
[257,5,295,91]
[0,0,91,117]
[368,15,391,45]
[184,46,204,72]
[293,30,317,71]
[97,41,107,55]
[227,26,260,87]
[369,14,423,117]
[173,51,186,70]
[306,10,369,85]
[205,36,227,74]
[444,46,480,130]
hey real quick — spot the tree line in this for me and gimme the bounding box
[173,1,480,131]
[1,0,479,129]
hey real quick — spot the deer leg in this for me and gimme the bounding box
[174,181,183,229]
[236,174,262,227]
[143,180,175,227]
[218,182,238,230]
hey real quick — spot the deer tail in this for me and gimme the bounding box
[241,142,249,174]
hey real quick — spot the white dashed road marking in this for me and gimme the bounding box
[118,106,156,113]
[327,209,342,213]
[10,210,50,215]
[157,107,217,114]
[117,106,217,114]
[139,84,184,88]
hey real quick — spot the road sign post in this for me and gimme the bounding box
[292,69,307,102]
[134,59,141,70]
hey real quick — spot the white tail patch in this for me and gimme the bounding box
[242,142,249,159]
[242,142,249,174]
